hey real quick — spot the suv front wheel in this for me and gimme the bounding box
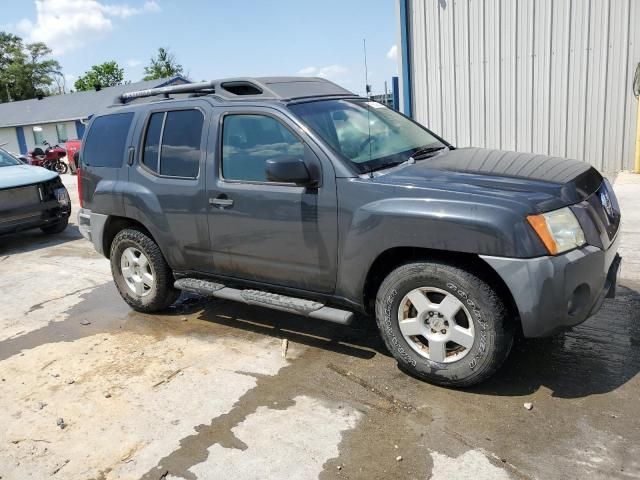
[110,228,180,313]
[375,261,514,387]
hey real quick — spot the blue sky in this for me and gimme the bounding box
[2,0,399,96]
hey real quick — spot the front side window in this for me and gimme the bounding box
[141,109,203,178]
[222,114,304,182]
[289,99,445,174]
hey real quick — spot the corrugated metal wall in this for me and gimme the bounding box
[405,0,640,172]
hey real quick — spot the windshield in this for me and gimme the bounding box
[289,99,446,173]
[0,148,21,167]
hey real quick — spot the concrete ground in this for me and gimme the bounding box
[0,173,639,480]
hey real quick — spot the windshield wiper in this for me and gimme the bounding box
[410,145,449,160]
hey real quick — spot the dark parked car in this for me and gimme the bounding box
[77,77,621,386]
[0,146,70,236]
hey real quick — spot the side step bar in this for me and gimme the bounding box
[174,278,353,325]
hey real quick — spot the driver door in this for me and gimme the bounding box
[206,107,338,294]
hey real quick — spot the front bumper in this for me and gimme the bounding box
[481,232,621,337]
[0,185,71,236]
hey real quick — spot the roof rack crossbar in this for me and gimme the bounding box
[115,80,217,104]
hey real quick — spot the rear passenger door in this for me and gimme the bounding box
[206,107,338,294]
[126,102,211,271]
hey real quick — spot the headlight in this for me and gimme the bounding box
[527,207,585,255]
[54,187,70,206]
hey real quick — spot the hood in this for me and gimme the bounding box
[374,148,602,212]
[0,164,58,189]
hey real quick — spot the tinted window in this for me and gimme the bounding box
[222,114,304,182]
[142,112,163,172]
[160,110,203,177]
[141,109,203,178]
[83,113,134,168]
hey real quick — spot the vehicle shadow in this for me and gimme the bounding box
[168,294,388,361]
[167,283,640,397]
[0,223,82,256]
[468,284,640,398]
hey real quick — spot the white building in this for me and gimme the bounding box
[0,76,188,155]
[396,0,640,173]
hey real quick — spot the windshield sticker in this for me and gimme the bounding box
[366,101,385,109]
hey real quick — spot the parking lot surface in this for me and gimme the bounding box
[1,174,639,480]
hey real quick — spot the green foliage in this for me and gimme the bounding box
[143,47,184,81]
[0,32,61,103]
[74,61,125,91]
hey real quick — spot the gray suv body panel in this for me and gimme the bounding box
[77,78,621,338]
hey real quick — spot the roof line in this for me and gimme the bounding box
[0,116,88,129]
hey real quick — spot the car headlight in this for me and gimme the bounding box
[54,187,70,206]
[527,207,586,255]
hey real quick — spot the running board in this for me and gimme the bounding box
[174,278,353,325]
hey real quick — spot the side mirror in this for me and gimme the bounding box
[265,156,316,186]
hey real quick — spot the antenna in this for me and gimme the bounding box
[363,38,370,98]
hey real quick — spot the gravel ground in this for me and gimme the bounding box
[0,173,638,480]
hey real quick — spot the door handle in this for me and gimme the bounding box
[209,195,234,208]
[127,147,135,166]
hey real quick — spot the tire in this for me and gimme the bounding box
[375,261,514,387]
[55,161,68,174]
[40,216,69,234]
[110,228,180,313]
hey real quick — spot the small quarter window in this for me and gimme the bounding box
[142,112,163,172]
[141,109,203,178]
[222,114,303,182]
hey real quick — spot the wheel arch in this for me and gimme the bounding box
[362,246,520,327]
[102,216,156,259]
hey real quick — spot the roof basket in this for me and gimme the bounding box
[115,80,217,104]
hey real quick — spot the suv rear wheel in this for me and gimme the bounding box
[110,228,180,313]
[375,261,514,387]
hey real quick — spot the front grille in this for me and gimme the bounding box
[587,180,620,241]
[0,185,41,211]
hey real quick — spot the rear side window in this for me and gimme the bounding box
[141,109,203,178]
[83,113,134,167]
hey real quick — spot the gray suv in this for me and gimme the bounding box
[78,77,621,386]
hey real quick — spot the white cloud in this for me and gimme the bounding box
[297,64,348,81]
[16,0,161,55]
[126,59,141,67]
[298,66,317,75]
[387,44,398,60]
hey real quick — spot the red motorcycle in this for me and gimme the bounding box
[26,140,68,174]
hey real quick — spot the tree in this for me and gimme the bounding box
[74,61,125,91]
[0,32,61,103]
[143,47,183,81]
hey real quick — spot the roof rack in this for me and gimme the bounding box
[115,80,217,104]
[114,77,355,105]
